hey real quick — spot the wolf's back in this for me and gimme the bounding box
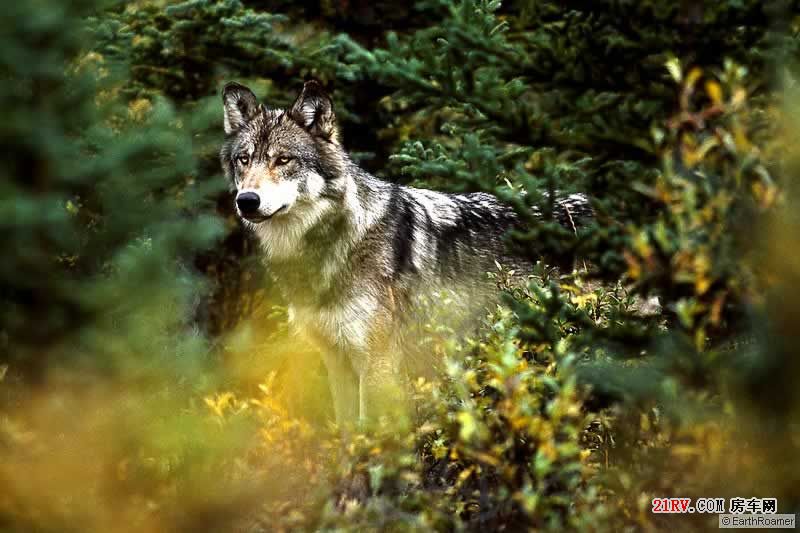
[381,183,593,287]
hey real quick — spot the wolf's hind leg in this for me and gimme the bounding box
[322,350,359,426]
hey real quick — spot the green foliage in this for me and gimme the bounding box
[316,306,593,531]
[96,1,334,99]
[0,0,221,372]
[2,0,800,532]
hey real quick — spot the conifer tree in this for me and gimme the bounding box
[3,0,799,530]
[1,0,220,373]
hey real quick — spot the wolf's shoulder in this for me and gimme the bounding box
[398,185,514,221]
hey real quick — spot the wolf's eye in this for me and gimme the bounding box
[237,154,250,166]
[275,155,292,166]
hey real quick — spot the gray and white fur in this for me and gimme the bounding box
[221,80,592,425]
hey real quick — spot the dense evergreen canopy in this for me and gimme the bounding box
[1,0,799,531]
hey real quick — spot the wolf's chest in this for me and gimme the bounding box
[267,255,350,310]
[287,297,376,356]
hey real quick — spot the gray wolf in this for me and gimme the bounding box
[220,80,592,425]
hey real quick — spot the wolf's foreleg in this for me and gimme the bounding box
[321,350,359,426]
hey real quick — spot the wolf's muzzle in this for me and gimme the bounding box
[235,191,288,222]
[236,191,261,214]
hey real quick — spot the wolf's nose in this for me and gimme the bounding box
[236,192,260,214]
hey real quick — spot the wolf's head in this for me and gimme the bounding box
[220,81,346,225]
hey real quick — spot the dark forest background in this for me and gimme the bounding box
[2,0,800,531]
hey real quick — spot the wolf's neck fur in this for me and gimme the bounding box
[250,161,387,304]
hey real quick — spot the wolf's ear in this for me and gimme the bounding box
[289,80,338,141]
[222,82,259,134]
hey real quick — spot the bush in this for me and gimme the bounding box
[2,1,799,531]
